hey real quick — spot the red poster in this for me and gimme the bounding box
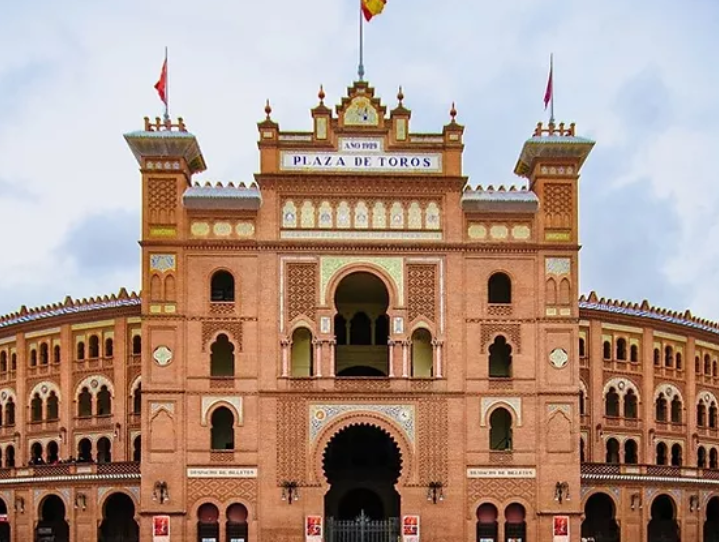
[306,515,323,542]
[402,515,420,542]
[152,515,170,542]
[552,515,569,542]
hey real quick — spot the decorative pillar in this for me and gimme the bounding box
[402,340,410,378]
[328,339,336,377]
[313,339,323,378]
[280,338,291,377]
[388,340,395,378]
[432,339,444,378]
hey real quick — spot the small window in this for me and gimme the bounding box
[489,336,512,378]
[616,338,627,361]
[698,446,707,469]
[46,392,59,421]
[211,271,235,302]
[671,443,683,466]
[605,438,620,464]
[489,408,512,451]
[88,335,100,358]
[30,349,37,367]
[0,352,6,372]
[132,335,142,355]
[603,341,611,360]
[653,348,660,366]
[676,352,683,371]
[97,385,112,416]
[78,387,92,417]
[630,344,639,363]
[624,390,638,419]
[656,394,668,422]
[77,341,86,361]
[670,396,682,424]
[105,338,114,358]
[211,407,235,450]
[39,343,49,365]
[605,387,620,417]
[133,383,142,414]
[31,393,43,422]
[625,439,638,464]
[664,345,673,367]
[210,334,235,377]
[578,338,586,358]
[656,442,668,465]
[53,345,61,364]
[488,273,511,304]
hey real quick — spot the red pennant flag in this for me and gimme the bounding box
[543,60,553,110]
[154,58,168,106]
[362,0,386,21]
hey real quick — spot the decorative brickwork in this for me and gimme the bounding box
[202,321,243,352]
[209,302,236,316]
[418,397,448,485]
[480,323,522,353]
[407,264,437,323]
[287,263,317,322]
[277,397,307,483]
[544,183,572,229]
[147,179,177,224]
[187,477,257,504]
[467,478,535,517]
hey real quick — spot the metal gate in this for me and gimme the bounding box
[326,511,400,542]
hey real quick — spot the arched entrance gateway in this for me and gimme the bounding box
[99,492,139,542]
[705,497,719,542]
[334,272,391,377]
[581,493,620,542]
[323,424,402,540]
[0,498,9,542]
[35,495,69,542]
[648,494,680,542]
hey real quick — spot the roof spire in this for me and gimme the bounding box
[264,99,272,120]
[318,84,326,105]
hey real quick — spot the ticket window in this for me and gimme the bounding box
[197,503,219,542]
[226,503,249,542]
[477,503,499,542]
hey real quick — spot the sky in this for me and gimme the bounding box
[0,0,718,321]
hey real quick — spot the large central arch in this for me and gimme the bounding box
[322,423,402,521]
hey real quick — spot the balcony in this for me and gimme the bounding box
[74,414,114,430]
[75,356,113,372]
[0,371,16,383]
[0,461,140,482]
[27,420,60,434]
[604,416,642,430]
[582,462,719,483]
[27,363,60,377]
[602,358,642,373]
[699,427,719,438]
[654,365,684,380]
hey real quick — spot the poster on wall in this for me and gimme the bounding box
[402,515,420,542]
[152,515,171,542]
[306,515,323,542]
[552,515,569,542]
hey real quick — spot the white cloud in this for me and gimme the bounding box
[0,0,718,322]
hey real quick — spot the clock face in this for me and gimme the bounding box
[344,97,379,126]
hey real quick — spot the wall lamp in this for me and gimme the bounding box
[74,493,87,511]
[153,481,170,504]
[14,497,24,514]
[630,493,643,511]
[427,481,444,504]
[690,494,700,512]
[58,426,67,444]
[554,482,570,504]
[281,481,300,504]
[113,422,121,440]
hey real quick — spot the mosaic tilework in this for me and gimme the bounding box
[309,404,415,444]
[320,257,403,305]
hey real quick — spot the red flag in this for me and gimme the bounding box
[543,60,553,110]
[154,58,168,106]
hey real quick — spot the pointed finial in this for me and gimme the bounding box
[318,85,326,104]
[397,86,404,106]
[450,102,457,122]
[264,99,272,120]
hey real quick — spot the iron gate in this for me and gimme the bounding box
[325,511,400,542]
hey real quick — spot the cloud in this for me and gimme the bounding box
[0,0,717,324]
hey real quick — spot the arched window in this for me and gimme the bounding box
[630,344,639,363]
[30,442,43,464]
[211,407,235,450]
[133,383,142,414]
[488,273,511,304]
[664,345,673,367]
[97,437,112,464]
[30,349,37,367]
[711,403,718,429]
[132,335,142,355]
[654,348,660,366]
[670,396,682,424]
[334,314,347,345]
[211,270,235,302]
[624,389,638,419]
[88,335,100,358]
[697,356,702,374]
[46,392,59,421]
[210,334,235,377]
[488,336,512,378]
[489,408,512,451]
[133,436,141,462]
[290,328,314,378]
[0,352,6,372]
[5,445,14,467]
[605,438,620,464]
[78,438,92,462]
[97,386,112,416]
[705,355,712,375]
[53,345,61,364]
[78,387,92,417]
[226,503,249,542]
[579,338,586,358]
[625,439,638,464]
[656,442,668,465]
[605,387,620,417]
[676,352,683,370]
[698,403,707,427]
[410,328,433,378]
[31,393,43,422]
[77,341,86,360]
[476,503,499,541]
[105,338,114,358]
[349,312,372,345]
[698,446,707,468]
[603,341,611,360]
[5,399,14,426]
[671,444,682,466]
[579,389,586,416]
[656,394,668,422]
[47,441,59,464]
[711,449,719,470]
[10,353,15,371]
[40,343,49,365]
[616,338,627,361]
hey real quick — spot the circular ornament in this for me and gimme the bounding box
[618,381,626,391]
[153,346,173,367]
[549,348,569,369]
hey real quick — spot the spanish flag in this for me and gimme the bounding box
[362,0,386,21]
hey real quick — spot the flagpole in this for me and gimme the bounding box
[358,2,365,81]
[164,46,170,123]
[549,53,555,125]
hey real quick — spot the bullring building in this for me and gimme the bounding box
[0,80,717,542]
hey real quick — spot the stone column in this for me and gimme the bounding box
[280,338,290,377]
[402,340,411,378]
[328,339,336,377]
[388,339,395,378]
[432,338,444,378]
[313,339,323,378]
